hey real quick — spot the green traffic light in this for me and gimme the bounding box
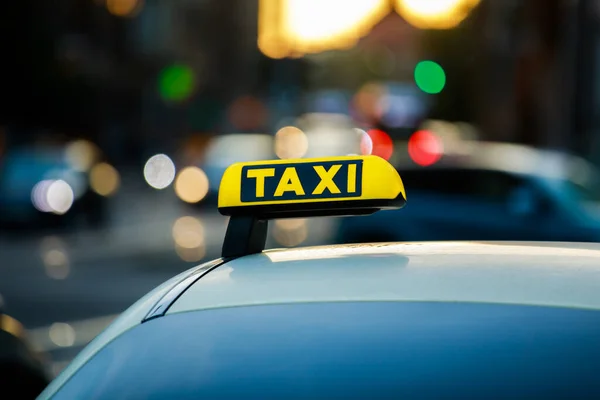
[414,61,446,94]
[159,64,196,102]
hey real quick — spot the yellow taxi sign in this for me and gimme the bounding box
[218,155,406,217]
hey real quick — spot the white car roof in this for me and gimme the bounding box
[168,241,600,315]
[41,241,600,398]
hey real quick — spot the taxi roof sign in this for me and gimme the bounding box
[218,155,406,258]
[218,155,406,217]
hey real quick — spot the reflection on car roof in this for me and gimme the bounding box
[168,241,600,315]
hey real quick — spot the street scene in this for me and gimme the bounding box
[3,0,600,397]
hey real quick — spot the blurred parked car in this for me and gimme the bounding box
[0,143,108,232]
[0,307,50,398]
[335,142,600,243]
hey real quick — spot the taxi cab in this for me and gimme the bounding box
[39,156,600,399]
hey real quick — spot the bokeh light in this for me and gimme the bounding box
[259,0,480,57]
[49,323,76,348]
[33,180,74,214]
[159,64,196,102]
[395,0,481,29]
[259,0,390,57]
[106,0,143,17]
[275,126,309,159]
[172,216,206,262]
[50,169,86,200]
[273,218,308,247]
[46,180,75,214]
[32,180,55,212]
[414,61,446,94]
[408,130,444,166]
[43,249,70,280]
[144,154,176,189]
[367,129,394,160]
[40,236,66,254]
[174,167,210,204]
[175,245,207,263]
[172,216,205,249]
[90,163,120,197]
[65,139,99,172]
[40,236,70,280]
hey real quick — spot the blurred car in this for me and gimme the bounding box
[335,141,600,244]
[0,308,50,398]
[39,155,600,399]
[0,143,108,232]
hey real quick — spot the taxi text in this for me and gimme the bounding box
[240,160,363,202]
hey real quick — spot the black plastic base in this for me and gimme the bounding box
[222,216,268,258]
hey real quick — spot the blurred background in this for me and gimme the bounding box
[2,0,600,381]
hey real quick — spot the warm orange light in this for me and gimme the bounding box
[90,163,120,197]
[172,216,205,249]
[275,126,309,159]
[258,0,481,58]
[172,215,207,262]
[394,0,481,29]
[259,0,391,58]
[65,140,100,172]
[106,0,143,17]
[174,167,210,204]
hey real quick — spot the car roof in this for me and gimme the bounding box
[165,242,600,317]
[41,241,600,399]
